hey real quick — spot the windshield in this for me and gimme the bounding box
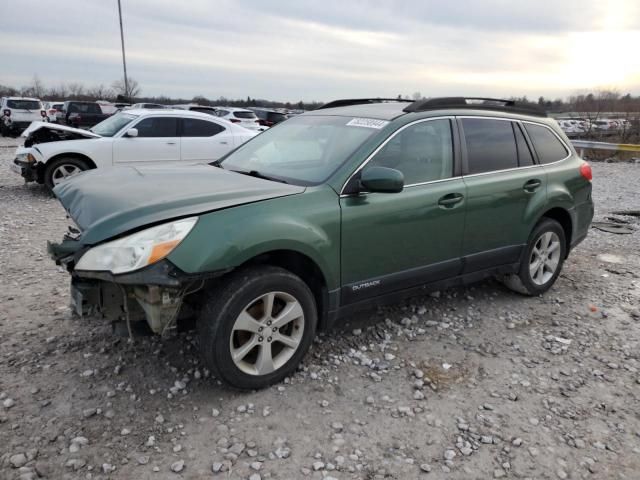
[90,113,137,137]
[267,112,287,123]
[234,111,257,119]
[7,100,41,110]
[220,115,384,185]
[190,107,216,116]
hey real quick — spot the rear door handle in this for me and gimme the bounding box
[523,179,542,192]
[166,141,176,145]
[438,193,464,208]
[220,141,228,145]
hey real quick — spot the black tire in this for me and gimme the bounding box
[197,266,317,390]
[502,218,567,296]
[44,157,90,190]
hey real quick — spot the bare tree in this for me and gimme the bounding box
[30,74,45,98]
[48,83,69,100]
[570,89,620,137]
[111,76,141,99]
[67,82,85,99]
[412,91,423,101]
[86,84,113,100]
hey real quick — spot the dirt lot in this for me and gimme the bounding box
[1,136,639,480]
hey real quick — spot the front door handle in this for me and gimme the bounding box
[523,179,542,192]
[220,141,228,145]
[166,141,176,145]
[438,193,464,208]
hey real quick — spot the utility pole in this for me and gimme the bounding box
[117,0,129,100]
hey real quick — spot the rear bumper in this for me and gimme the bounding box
[569,199,594,253]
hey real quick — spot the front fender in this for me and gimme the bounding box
[168,186,341,290]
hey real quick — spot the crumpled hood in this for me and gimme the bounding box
[53,165,305,244]
[21,121,101,139]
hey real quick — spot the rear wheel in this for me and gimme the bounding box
[44,157,90,190]
[502,218,566,296]
[197,266,317,390]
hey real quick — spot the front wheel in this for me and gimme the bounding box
[197,266,317,390]
[44,157,90,190]
[502,218,567,296]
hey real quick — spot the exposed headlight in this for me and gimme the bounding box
[75,217,197,274]
[16,152,36,163]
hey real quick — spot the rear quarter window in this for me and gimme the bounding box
[524,124,569,164]
[182,118,224,137]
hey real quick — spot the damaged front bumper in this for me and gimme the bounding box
[12,158,40,182]
[49,239,226,335]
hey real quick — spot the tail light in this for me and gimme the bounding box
[41,110,47,117]
[580,162,592,181]
[3,109,10,116]
[228,118,241,123]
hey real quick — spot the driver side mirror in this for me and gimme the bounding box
[125,128,138,138]
[360,166,404,193]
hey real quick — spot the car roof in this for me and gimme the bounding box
[214,106,253,112]
[6,97,41,101]
[309,97,548,121]
[303,101,412,120]
[124,108,223,120]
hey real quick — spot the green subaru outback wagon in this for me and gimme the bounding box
[49,97,594,389]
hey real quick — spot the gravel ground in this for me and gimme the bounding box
[1,136,639,480]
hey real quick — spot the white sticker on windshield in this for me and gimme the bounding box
[346,118,389,129]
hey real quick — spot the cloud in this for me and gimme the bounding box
[1,0,638,100]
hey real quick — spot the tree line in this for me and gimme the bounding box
[1,77,639,115]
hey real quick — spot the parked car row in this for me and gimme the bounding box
[556,117,635,137]
[1,95,299,137]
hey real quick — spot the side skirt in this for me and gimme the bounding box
[324,262,520,330]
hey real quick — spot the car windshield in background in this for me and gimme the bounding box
[7,100,41,110]
[268,112,287,123]
[220,115,382,185]
[90,113,137,137]
[69,103,101,114]
[234,111,257,119]
[190,107,216,115]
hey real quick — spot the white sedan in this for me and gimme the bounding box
[11,109,257,189]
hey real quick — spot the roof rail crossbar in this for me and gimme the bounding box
[317,98,411,110]
[403,97,547,117]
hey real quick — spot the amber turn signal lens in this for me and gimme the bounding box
[148,239,180,265]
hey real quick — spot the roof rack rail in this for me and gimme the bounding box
[403,97,547,117]
[317,98,411,110]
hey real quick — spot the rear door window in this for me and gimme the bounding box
[181,118,224,137]
[524,123,569,164]
[134,117,178,137]
[462,118,517,174]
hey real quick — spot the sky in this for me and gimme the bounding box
[1,0,640,102]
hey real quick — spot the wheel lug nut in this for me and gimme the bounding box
[272,327,277,332]
[258,336,263,342]
[267,337,272,342]
[266,320,271,326]
[258,327,263,332]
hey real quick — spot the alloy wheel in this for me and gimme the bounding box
[229,291,305,376]
[529,231,561,286]
[51,164,82,185]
